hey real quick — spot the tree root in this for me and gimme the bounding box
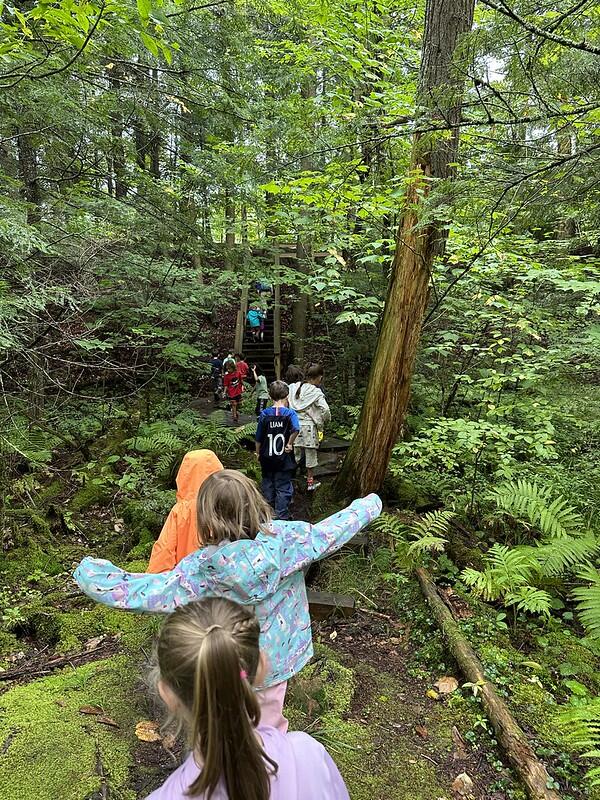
[415,567,561,800]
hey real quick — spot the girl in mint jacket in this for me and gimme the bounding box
[74,469,381,731]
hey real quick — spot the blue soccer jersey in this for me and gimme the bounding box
[256,407,300,472]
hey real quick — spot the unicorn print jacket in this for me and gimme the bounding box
[73,494,382,688]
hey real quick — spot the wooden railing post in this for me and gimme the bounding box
[235,286,248,354]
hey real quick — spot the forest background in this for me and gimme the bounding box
[1,0,600,798]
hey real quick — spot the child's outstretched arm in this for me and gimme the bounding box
[73,544,280,613]
[273,493,382,577]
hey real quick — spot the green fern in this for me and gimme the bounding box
[407,510,452,556]
[525,536,600,577]
[560,699,600,786]
[505,586,552,616]
[491,479,583,539]
[573,567,600,639]
[369,513,406,540]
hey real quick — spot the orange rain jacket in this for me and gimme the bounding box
[146,449,223,573]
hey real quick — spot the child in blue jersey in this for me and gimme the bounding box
[255,381,299,520]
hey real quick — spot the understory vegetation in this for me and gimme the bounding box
[2,0,600,797]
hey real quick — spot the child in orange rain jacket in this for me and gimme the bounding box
[146,450,223,573]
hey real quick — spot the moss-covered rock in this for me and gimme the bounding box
[0,656,140,800]
[53,607,158,654]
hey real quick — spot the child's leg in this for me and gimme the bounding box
[274,470,294,519]
[231,398,240,421]
[256,681,288,734]
[305,447,320,489]
[261,471,276,509]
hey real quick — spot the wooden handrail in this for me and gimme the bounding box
[234,286,249,354]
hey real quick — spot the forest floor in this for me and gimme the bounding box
[1,413,597,800]
[0,495,518,800]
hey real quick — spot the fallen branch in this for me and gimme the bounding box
[0,641,116,682]
[415,567,561,800]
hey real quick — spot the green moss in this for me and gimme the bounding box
[509,680,561,746]
[5,507,51,538]
[54,607,158,654]
[0,656,139,800]
[287,646,449,800]
[70,480,111,511]
[0,542,65,582]
[0,630,19,658]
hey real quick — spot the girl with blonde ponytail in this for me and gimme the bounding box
[148,597,349,800]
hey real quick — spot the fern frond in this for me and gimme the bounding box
[411,509,453,540]
[491,479,583,538]
[405,509,451,556]
[560,699,600,786]
[573,568,600,639]
[529,536,599,577]
[461,567,499,601]
[486,544,537,589]
[505,586,552,616]
[369,513,406,539]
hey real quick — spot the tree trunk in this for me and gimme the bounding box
[225,189,235,246]
[16,129,41,224]
[556,131,576,239]
[416,568,561,800]
[335,0,475,497]
[291,79,316,363]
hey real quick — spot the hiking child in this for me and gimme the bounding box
[284,364,303,384]
[252,364,270,417]
[288,364,331,491]
[235,353,250,383]
[74,471,382,733]
[222,352,236,376]
[209,353,223,402]
[147,596,349,800]
[255,381,299,520]
[223,361,243,423]
[246,306,264,341]
[147,450,223,573]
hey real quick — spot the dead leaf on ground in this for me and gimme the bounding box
[415,725,429,739]
[79,705,104,716]
[426,688,440,700]
[135,720,162,742]
[97,716,119,728]
[451,772,474,796]
[435,676,459,694]
[329,631,338,641]
[85,634,108,651]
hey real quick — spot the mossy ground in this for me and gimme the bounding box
[0,657,141,800]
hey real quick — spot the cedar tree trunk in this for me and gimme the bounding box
[335,0,475,497]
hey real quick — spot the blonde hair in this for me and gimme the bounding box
[157,598,277,800]
[196,470,272,544]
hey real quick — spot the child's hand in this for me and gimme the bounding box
[285,444,293,453]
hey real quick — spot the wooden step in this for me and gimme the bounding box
[319,437,350,453]
[308,591,355,620]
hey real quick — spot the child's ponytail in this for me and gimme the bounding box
[157,598,277,800]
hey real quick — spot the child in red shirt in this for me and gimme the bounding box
[235,353,249,382]
[223,361,243,422]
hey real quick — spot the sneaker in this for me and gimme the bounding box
[307,480,321,492]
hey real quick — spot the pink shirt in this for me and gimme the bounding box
[145,725,349,800]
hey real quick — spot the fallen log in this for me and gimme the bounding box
[415,567,560,800]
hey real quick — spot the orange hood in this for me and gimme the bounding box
[175,450,224,502]
[146,449,224,573]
